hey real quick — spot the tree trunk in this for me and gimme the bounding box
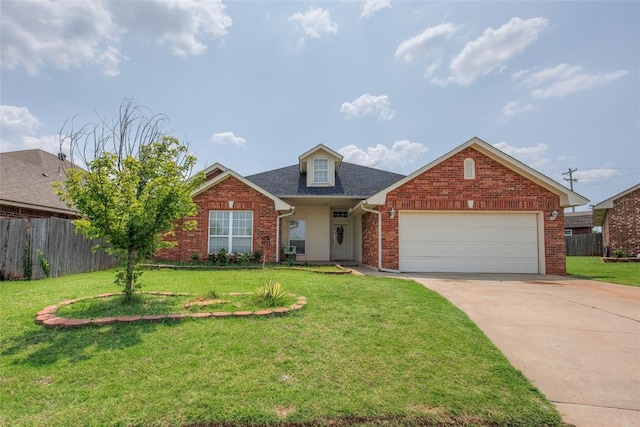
[124,249,137,297]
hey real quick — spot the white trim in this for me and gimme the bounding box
[366,137,589,208]
[192,169,292,211]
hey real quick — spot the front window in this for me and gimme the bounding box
[289,219,306,254]
[209,211,253,254]
[313,158,329,184]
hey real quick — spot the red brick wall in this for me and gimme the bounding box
[603,188,640,256]
[155,176,279,262]
[0,204,77,220]
[362,147,565,274]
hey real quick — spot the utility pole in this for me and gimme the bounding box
[563,168,578,212]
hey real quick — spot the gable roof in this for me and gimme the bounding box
[246,162,405,199]
[593,183,640,226]
[0,149,79,215]
[298,143,343,173]
[365,137,589,208]
[564,212,593,229]
[193,168,293,211]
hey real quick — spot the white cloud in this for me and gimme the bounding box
[340,94,395,121]
[0,0,123,76]
[0,0,232,76]
[499,101,537,119]
[515,64,629,99]
[0,105,59,153]
[573,168,622,183]
[211,132,247,147]
[361,0,391,19]
[289,7,338,38]
[434,17,548,86]
[395,23,459,76]
[493,141,551,169]
[339,140,428,171]
[112,0,232,57]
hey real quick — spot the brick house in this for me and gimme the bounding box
[0,149,79,219]
[158,137,588,274]
[593,183,640,256]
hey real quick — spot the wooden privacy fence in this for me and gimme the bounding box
[0,217,116,280]
[566,233,603,257]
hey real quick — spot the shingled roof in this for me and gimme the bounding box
[564,211,593,229]
[246,162,405,198]
[0,149,78,216]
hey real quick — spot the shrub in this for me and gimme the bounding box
[254,280,287,307]
[190,253,200,263]
[37,249,50,278]
[614,248,629,258]
[216,248,230,266]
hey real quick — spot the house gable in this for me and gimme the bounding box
[366,137,588,208]
[157,173,288,262]
[298,144,343,188]
[193,169,292,211]
[593,184,640,255]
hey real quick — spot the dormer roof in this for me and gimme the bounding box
[298,144,343,174]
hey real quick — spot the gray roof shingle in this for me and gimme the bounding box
[564,212,593,229]
[246,162,405,198]
[0,149,78,214]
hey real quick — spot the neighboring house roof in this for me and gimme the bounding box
[564,212,593,229]
[0,149,78,216]
[365,137,589,208]
[193,168,293,211]
[593,183,640,226]
[246,162,405,198]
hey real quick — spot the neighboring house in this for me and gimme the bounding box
[593,183,640,256]
[157,137,588,275]
[0,149,78,219]
[564,212,593,236]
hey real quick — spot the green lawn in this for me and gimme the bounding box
[567,256,640,286]
[1,269,562,426]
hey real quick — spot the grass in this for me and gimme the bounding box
[567,256,640,286]
[54,292,298,319]
[0,269,562,426]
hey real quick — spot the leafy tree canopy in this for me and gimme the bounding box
[56,100,204,296]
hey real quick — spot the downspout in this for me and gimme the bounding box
[359,204,400,274]
[276,208,295,263]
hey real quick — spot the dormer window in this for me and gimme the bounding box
[299,144,342,187]
[313,158,329,184]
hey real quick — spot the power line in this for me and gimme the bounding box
[563,168,578,212]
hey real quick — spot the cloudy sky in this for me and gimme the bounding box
[1,0,638,209]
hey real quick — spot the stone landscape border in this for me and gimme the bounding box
[35,291,307,329]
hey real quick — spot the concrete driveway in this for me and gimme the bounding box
[355,269,640,427]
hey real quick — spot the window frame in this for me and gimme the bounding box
[464,158,476,179]
[288,219,306,255]
[313,158,329,184]
[208,210,254,254]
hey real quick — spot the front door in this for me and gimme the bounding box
[331,223,349,260]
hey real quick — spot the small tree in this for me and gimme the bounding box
[56,100,204,297]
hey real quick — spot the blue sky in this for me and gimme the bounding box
[1,0,638,210]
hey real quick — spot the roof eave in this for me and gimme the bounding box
[191,170,293,212]
[366,137,590,208]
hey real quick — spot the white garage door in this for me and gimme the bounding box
[399,212,540,273]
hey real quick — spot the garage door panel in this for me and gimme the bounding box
[399,212,539,273]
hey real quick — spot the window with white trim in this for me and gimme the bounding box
[289,219,306,255]
[313,158,329,184]
[464,158,475,179]
[208,211,253,254]
[564,229,573,237]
